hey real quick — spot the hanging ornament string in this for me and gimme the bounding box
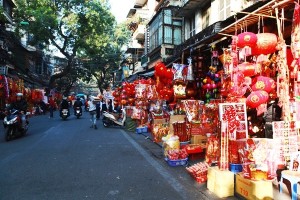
[275,3,290,121]
[258,16,261,34]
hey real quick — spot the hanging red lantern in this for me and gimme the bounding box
[251,76,276,93]
[252,33,278,55]
[246,90,269,108]
[154,62,166,77]
[237,62,261,77]
[166,68,174,80]
[237,32,257,48]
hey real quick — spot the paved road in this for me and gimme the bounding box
[0,111,236,200]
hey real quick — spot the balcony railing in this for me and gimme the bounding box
[132,24,146,41]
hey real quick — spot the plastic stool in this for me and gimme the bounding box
[279,170,300,200]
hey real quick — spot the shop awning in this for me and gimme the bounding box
[139,70,154,78]
[218,0,295,36]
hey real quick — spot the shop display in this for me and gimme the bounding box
[106,3,300,199]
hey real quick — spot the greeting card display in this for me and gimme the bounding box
[272,121,298,167]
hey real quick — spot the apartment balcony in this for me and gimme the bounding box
[134,0,147,8]
[132,24,146,41]
[177,0,211,17]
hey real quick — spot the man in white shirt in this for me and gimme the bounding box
[88,96,97,129]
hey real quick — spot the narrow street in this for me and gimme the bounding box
[0,111,228,200]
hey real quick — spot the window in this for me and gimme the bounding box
[202,7,210,29]
[187,17,195,38]
[149,9,182,51]
[219,0,232,21]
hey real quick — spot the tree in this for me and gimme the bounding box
[13,0,117,90]
[79,21,131,92]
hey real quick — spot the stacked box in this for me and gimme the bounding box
[191,135,207,146]
[235,173,273,200]
[207,166,234,198]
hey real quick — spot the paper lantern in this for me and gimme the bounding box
[237,62,261,77]
[252,76,276,93]
[252,33,278,55]
[237,32,257,48]
[246,90,269,108]
[154,62,166,77]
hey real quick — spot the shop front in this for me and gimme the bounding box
[113,0,300,199]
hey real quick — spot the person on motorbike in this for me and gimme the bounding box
[73,97,83,115]
[60,96,70,117]
[10,93,28,128]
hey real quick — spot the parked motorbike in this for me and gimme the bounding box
[60,109,70,120]
[3,109,29,141]
[102,108,126,128]
[74,107,82,119]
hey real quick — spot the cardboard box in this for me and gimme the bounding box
[207,166,234,198]
[153,118,168,125]
[235,173,273,200]
[191,135,207,146]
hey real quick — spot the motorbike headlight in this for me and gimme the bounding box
[6,117,18,125]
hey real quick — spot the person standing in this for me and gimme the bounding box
[101,98,107,116]
[48,95,56,118]
[88,96,97,129]
[108,99,113,113]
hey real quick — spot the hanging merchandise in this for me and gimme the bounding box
[246,90,269,108]
[237,62,261,77]
[172,63,187,81]
[237,32,258,57]
[186,57,194,81]
[251,76,276,93]
[252,33,278,56]
[135,83,147,99]
[182,100,203,123]
[173,82,186,99]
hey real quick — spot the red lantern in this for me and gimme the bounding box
[252,76,276,93]
[246,90,269,108]
[237,32,257,48]
[154,62,166,77]
[166,68,174,80]
[252,33,278,55]
[237,62,261,77]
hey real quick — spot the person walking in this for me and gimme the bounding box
[88,96,97,129]
[48,95,56,118]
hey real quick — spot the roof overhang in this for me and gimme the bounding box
[219,0,295,36]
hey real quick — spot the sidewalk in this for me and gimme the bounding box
[125,130,295,200]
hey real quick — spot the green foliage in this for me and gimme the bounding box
[13,0,130,92]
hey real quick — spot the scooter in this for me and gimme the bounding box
[102,108,126,127]
[60,109,70,120]
[74,107,82,119]
[3,109,29,141]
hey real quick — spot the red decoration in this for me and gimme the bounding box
[237,32,257,48]
[252,76,276,93]
[252,33,278,55]
[246,90,269,108]
[237,62,261,77]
